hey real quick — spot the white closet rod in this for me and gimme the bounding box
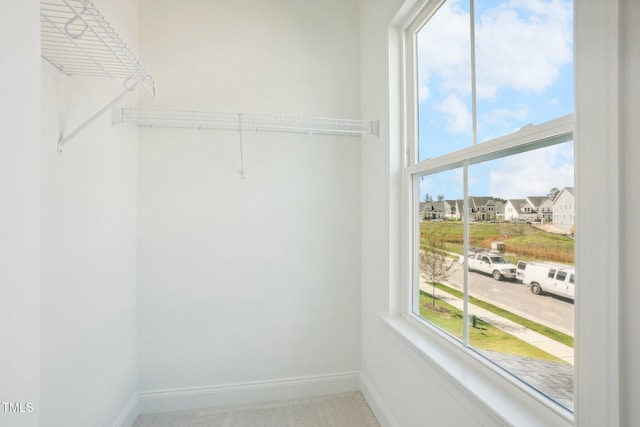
[114,108,380,137]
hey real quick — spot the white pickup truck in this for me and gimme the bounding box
[459,249,518,281]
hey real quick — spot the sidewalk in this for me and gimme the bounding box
[423,284,574,365]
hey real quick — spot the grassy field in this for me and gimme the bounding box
[419,291,565,363]
[433,283,574,347]
[420,221,574,264]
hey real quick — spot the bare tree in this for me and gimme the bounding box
[419,233,456,308]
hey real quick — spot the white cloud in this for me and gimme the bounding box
[477,104,530,140]
[433,94,472,134]
[485,142,574,199]
[475,0,573,99]
[416,0,471,103]
[417,0,573,102]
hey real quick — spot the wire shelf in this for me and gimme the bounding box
[40,0,155,97]
[115,108,379,137]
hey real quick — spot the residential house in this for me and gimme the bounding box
[506,197,554,222]
[553,187,576,231]
[452,199,466,220]
[469,197,504,221]
[420,201,445,220]
[505,199,531,222]
[527,196,554,222]
[444,199,459,219]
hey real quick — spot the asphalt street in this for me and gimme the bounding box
[444,263,574,336]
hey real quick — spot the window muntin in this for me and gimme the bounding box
[408,0,575,413]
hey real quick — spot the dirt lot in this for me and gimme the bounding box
[531,223,572,236]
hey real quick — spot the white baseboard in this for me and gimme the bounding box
[359,373,399,427]
[112,392,139,427]
[138,371,361,414]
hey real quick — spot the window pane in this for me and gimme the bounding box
[467,142,575,411]
[416,0,574,159]
[415,168,464,341]
[474,0,574,143]
[416,0,472,161]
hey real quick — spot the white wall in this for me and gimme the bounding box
[136,0,362,411]
[39,1,141,425]
[0,2,41,426]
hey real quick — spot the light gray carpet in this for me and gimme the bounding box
[133,391,380,427]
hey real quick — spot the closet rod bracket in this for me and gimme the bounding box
[238,113,246,179]
[372,120,380,137]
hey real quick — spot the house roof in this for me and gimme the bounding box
[526,196,552,207]
[469,196,493,207]
[552,187,576,205]
[419,201,445,212]
[506,199,529,214]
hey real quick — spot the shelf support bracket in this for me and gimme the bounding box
[58,83,138,154]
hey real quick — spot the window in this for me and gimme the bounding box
[406,0,575,414]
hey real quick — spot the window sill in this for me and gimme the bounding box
[380,313,574,427]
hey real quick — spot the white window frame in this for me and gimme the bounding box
[406,0,575,408]
[384,1,620,426]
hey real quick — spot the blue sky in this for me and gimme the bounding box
[416,0,574,201]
